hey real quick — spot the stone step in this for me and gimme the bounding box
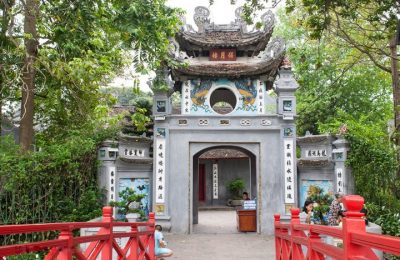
[198,206,235,211]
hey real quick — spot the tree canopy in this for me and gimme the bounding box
[0,0,182,149]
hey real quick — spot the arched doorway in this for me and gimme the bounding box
[192,146,257,233]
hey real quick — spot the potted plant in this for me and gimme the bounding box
[110,187,146,222]
[304,185,333,225]
[226,178,245,207]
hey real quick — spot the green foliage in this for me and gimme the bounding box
[0,125,118,245]
[151,69,170,93]
[365,202,400,259]
[366,202,400,237]
[131,108,151,133]
[112,0,183,72]
[285,0,397,44]
[227,178,245,199]
[101,87,153,111]
[110,188,146,217]
[275,3,400,238]
[319,113,399,205]
[1,0,182,145]
[275,8,393,135]
[319,114,400,241]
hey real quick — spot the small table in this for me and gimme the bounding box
[236,208,257,232]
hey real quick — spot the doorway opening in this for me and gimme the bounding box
[192,146,256,234]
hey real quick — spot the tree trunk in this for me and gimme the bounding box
[390,35,400,199]
[390,36,400,144]
[20,0,38,152]
[0,88,2,136]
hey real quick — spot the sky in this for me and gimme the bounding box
[110,0,285,92]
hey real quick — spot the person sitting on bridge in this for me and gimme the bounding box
[155,224,173,260]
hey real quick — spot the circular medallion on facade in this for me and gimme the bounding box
[210,87,237,115]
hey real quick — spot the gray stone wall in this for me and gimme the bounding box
[297,134,354,208]
[151,69,298,235]
[157,122,285,234]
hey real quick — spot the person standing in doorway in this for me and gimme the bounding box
[155,225,173,259]
[242,192,251,200]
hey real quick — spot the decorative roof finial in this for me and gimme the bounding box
[281,56,292,70]
[193,6,210,33]
[261,10,275,33]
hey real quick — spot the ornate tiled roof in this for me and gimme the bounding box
[176,7,275,53]
[297,159,334,168]
[119,157,153,164]
[297,135,332,144]
[119,133,152,144]
[171,38,285,79]
[170,6,285,79]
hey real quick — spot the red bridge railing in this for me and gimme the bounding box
[0,206,155,259]
[274,195,400,260]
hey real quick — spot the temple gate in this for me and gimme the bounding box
[151,6,298,235]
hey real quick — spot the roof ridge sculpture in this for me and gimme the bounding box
[190,6,274,34]
[176,6,276,52]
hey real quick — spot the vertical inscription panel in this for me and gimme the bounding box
[284,139,295,204]
[212,163,218,199]
[182,81,192,115]
[155,130,166,205]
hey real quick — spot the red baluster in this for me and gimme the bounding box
[274,214,282,260]
[101,206,114,260]
[307,230,324,260]
[148,212,155,259]
[290,208,305,259]
[57,229,73,260]
[342,195,378,259]
[128,223,138,259]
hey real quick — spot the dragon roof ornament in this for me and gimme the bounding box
[191,6,274,34]
[175,6,276,52]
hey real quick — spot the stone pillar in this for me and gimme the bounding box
[153,91,171,117]
[275,68,298,213]
[152,74,174,230]
[97,143,118,204]
[332,136,354,194]
[275,68,298,120]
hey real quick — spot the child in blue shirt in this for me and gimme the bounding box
[155,225,173,259]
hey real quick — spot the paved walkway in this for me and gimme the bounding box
[163,210,276,259]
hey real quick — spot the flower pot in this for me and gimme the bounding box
[126,213,140,222]
[227,199,243,207]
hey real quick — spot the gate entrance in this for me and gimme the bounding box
[192,146,256,233]
[151,6,299,235]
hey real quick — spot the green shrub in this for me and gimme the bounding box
[227,178,245,199]
[0,127,117,246]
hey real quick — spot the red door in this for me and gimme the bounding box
[199,164,206,201]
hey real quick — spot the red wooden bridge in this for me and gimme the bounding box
[274,195,400,259]
[0,207,155,259]
[1,195,400,259]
